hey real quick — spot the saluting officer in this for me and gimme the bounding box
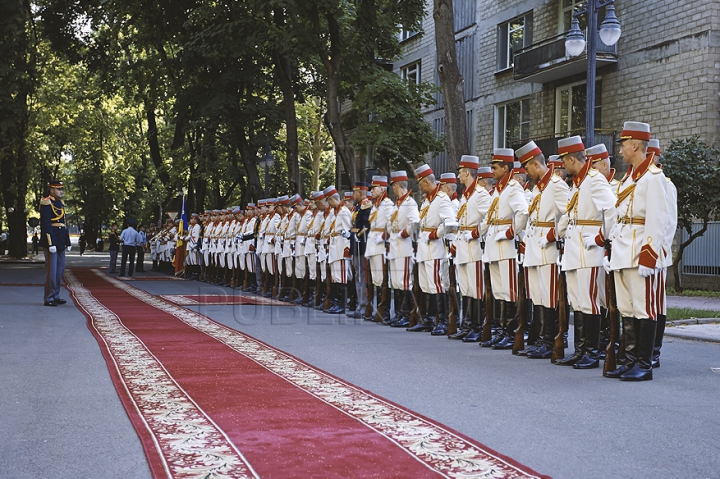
[409,164,455,335]
[40,179,71,306]
[450,156,492,342]
[607,122,669,381]
[515,141,570,358]
[555,136,616,369]
[480,149,529,350]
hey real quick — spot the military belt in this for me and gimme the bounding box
[330,232,342,237]
[617,216,645,225]
[371,228,385,232]
[488,219,512,226]
[421,227,437,232]
[51,223,66,228]
[459,226,477,231]
[574,220,602,226]
[531,221,554,228]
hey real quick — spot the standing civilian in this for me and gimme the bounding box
[136,225,147,272]
[119,219,139,277]
[108,223,119,273]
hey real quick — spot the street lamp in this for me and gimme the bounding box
[565,2,622,146]
[259,136,274,197]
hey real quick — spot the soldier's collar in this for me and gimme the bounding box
[631,153,654,181]
[496,171,512,193]
[463,178,478,199]
[396,189,412,205]
[425,183,441,202]
[374,191,387,206]
[572,160,593,187]
[536,166,554,191]
[606,168,616,182]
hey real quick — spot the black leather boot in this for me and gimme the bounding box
[652,314,666,368]
[555,311,585,365]
[431,294,449,335]
[528,307,557,359]
[518,305,542,356]
[620,318,656,381]
[605,317,637,378]
[388,289,404,325]
[492,301,516,350]
[481,301,504,347]
[463,298,486,342]
[449,296,472,339]
[574,314,602,369]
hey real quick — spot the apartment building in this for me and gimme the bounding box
[395,0,720,173]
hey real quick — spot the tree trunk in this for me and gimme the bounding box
[313,7,356,186]
[433,0,467,172]
[146,103,171,186]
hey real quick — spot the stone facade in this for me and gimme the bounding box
[395,0,720,170]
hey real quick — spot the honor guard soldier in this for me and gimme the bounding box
[256,199,271,295]
[607,123,669,381]
[513,162,533,203]
[199,211,212,281]
[450,156,493,341]
[314,191,332,309]
[241,204,258,292]
[348,182,372,319]
[515,142,570,358]
[480,149,529,349]
[230,207,244,287]
[439,173,460,214]
[548,155,569,182]
[280,195,301,301]
[587,144,619,188]
[263,199,281,297]
[185,213,201,280]
[303,193,322,306]
[387,171,420,327]
[409,164,455,334]
[323,186,352,314]
[292,198,311,304]
[555,136,616,369]
[647,139,678,368]
[40,179,71,306]
[274,196,291,299]
[365,176,394,323]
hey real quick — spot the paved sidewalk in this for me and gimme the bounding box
[664,295,720,343]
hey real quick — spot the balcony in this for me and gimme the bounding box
[513,31,618,83]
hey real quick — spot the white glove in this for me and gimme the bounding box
[556,255,563,268]
[582,234,598,250]
[638,265,656,278]
[67,245,72,252]
[341,230,351,239]
[374,235,384,244]
[494,231,508,242]
[298,238,305,246]
[463,231,473,242]
[539,237,549,249]
[49,246,57,253]
[603,256,612,274]
[518,253,525,264]
[411,253,417,264]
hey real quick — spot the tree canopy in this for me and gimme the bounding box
[0,0,441,257]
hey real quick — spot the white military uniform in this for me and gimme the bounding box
[455,179,492,299]
[329,205,352,283]
[610,157,668,319]
[365,193,394,287]
[481,173,528,302]
[185,222,201,266]
[524,168,570,308]
[319,208,334,282]
[560,160,616,315]
[295,208,312,279]
[387,190,420,291]
[416,184,454,294]
[304,210,321,281]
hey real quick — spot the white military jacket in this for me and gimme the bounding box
[365,194,394,259]
[282,211,298,258]
[481,173,528,263]
[329,205,351,263]
[524,168,570,267]
[609,156,668,270]
[295,209,312,257]
[416,185,454,262]
[455,179,492,265]
[663,175,678,267]
[256,214,270,255]
[560,161,616,271]
[387,190,420,260]
[265,212,281,254]
[319,208,335,263]
[304,210,321,256]
[242,216,257,254]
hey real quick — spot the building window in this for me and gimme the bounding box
[555,80,602,136]
[495,99,530,149]
[559,0,605,33]
[497,13,532,71]
[400,29,418,42]
[401,62,420,85]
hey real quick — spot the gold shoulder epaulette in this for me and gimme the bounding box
[437,191,448,198]
[666,177,672,182]
[40,197,52,206]
[550,175,561,183]
[649,165,662,174]
[360,202,372,210]
[588,169,599,177]
[508,179,518,186]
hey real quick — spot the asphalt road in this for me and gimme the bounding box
[1,252,719,479]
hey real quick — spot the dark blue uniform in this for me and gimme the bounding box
[40,193,71,305]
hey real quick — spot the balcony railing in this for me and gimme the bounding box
[513,31,618,83]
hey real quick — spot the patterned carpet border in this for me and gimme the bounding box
[65,269,259,479]
[159,294,291,306]
[92,269,549,479]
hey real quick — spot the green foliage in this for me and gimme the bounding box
[662,136,720,233]
[350,68,442,170]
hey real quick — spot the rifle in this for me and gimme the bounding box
[513,242,528,354]
[552,217,568,363]
[375,243,390,322]
[602,210,621,376]
[408,222,422,327]
[443,219,460,336]
[364,256,374,319]
[324,243,332,311]
[481,230,494,342]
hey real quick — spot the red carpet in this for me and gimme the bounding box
[160,294,292,306]
[66,268,550,479]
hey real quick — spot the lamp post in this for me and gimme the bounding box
[565,1,621,146]
[259,136,274,197]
